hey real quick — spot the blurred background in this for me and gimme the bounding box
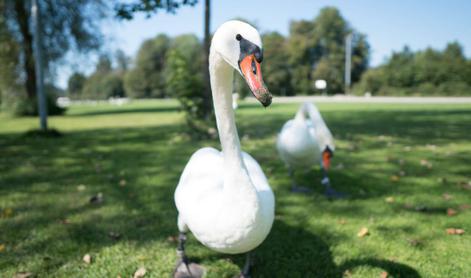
[1,1,470,277]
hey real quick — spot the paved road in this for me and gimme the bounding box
[245,95,471,104]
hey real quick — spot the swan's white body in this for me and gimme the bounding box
[174,21,275,255]
[277,102,335,169]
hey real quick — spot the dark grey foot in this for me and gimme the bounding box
[173,232,205,278]
[322,177,346,199]
[174,258,205,278]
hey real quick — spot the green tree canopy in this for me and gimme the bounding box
[124,34,171,98]
[287,7,370,94]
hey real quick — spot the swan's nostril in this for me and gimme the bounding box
[251,59,257,75]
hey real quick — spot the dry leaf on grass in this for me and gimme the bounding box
[380,271,389,278]
[338,219,347,225]
[447,208,457,216]
[390,175,400,182]
[83,254,92,264]
[459,204,471,211]
[119,179,127,187]
[385,197,395,203]
[1,208,13,218]
[166,236,178,243]
[358,227,369,237]
[442,193,453,200]
[446,228,465,235]
[133,267,147,278]
[77,184,86,191]
[0,244,5,252]
[13,272,33,278]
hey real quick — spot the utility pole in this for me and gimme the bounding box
[344,33,352,95]
[31,0,48,131]
[202,0,212,119]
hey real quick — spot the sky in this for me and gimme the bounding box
[57,0,471,88]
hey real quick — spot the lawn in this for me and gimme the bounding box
[1,99,470,277]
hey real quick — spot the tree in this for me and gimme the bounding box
[0,0,106,114]
[287,7,369,94]
[124,34,171,98]
[354,42,471,96]
[67,72,86,99]
[115,0,213,119]
[262,32,292,96]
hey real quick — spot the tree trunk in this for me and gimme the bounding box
[202,0,212,118]
[14,0,36,99]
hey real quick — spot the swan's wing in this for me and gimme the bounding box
[304,103,335,152]
[175,147,224,230]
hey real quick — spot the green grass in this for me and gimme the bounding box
[1,99,470,277]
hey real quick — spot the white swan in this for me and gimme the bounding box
[277,102,341,197]
[174,20,275,277]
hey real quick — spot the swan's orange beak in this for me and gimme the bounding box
[239,54,272,107]
[322,150,332,171]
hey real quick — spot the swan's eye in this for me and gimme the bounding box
[251,59,257,75]
[236,34,242,41]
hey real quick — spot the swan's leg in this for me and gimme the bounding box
[321,167,345,199]
[289,167,311,193]
[173,232,205,278]
[239,252,253,278]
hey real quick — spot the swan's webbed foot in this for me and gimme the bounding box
[322,176,346,199]
[173,232,205,278]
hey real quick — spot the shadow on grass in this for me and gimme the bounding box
[2,104,470,275]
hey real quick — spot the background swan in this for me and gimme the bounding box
[174,20,274,277]
[277,102,342,197]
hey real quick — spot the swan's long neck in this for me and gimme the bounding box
[209,49,253,190]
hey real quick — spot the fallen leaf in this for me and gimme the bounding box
[459,204,471,210]
[1,208,13,218]
[358,227,369,237]
[343,269,353,277]
[77,184,86,191]
[119,179,127,187]
[447,208,457,216]
[338,219,347,225]
[13,272,33,278]
[166,236,178,243]
[83,254,92,264]
[59,219,70,225]
[380,271,389,278]
[407,238,423,247]
[390,175,400,182]
[443,193,453,200]
[133,267,147,278]
[385,197,395,203]
[0,244,5,252]
[446,228,465,235]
